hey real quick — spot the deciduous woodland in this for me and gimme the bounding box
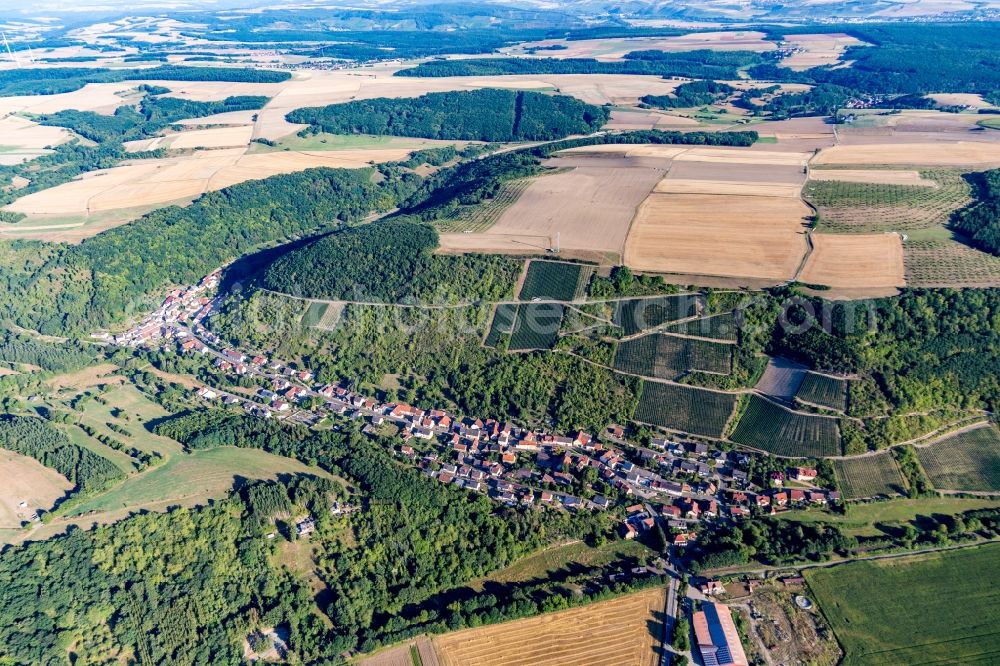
[288,89,610,142]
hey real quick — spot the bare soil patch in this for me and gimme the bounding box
[799,233,906,289]
[668,159,806,184]
[756,357,808,400]
[432,587,665,666]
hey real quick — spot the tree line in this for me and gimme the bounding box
[0,65,289,97]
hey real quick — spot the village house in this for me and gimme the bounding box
[296,518,316,537]
[792,466,818,483]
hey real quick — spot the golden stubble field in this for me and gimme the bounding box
[0,450,72,529]
[808,169,937,186]
[438,153,669,260]
[813,141,1000,166]
[625,192,811,280]
[431,587,666,666]
[622,146,812,280]
[799,233,906,290]
[1,147,417,240]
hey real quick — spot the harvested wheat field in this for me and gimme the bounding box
[780,33,867,70]
[432,587,665,666]
[4,146,414,233]
[0,82,135,116]
[927,93,991,108]
[654,179,802,197]
[625,193,810,280]
[0,450,73,528]
[0,114,72,151]
[809,169,937,186]
[439,161,665,260]
[799,233,906,290]
[147,79,286,101]
[173,109,259,127]
[672,147,811,166]
[124,125,255,151]
[814,142,1000,166]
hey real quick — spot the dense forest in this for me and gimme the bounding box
[261,220,520,303]
[36,93,269,143]
[0,434,628,664]
[0,415,123,493]
[0,65,289,97]
[0,332,96,372]
[952,169,1000,254]
[287,89,609,141]
[395,49,763,79]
